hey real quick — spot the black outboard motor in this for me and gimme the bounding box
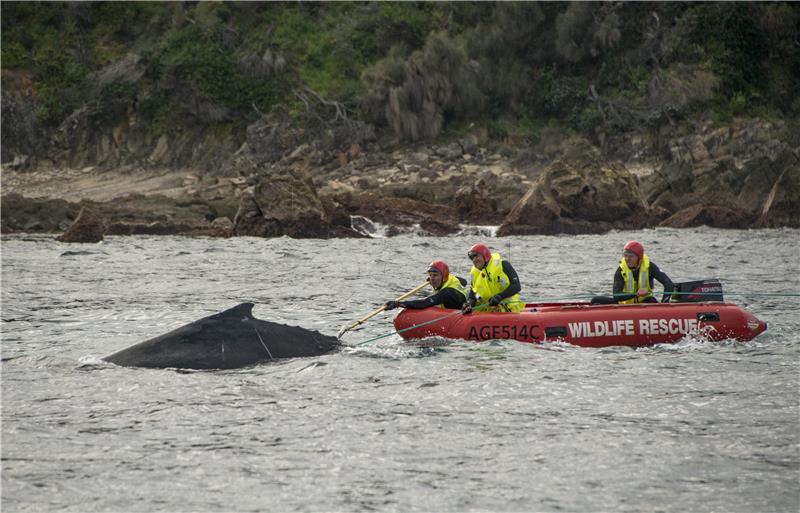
[671,279,724,302]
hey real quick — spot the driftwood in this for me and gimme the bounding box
[294,85,354,126]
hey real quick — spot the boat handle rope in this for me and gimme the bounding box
[664,291,800,297]
[509,291,800,302]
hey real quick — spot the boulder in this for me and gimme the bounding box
[56,207,106,243]
[233,166,334,238]
[208,216,234,237]
[498,154,649,235]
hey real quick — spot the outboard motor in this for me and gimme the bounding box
[671,279,724,302]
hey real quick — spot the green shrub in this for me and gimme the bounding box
[147,25,288,117]
[1,41,28,69]
[541,70,588,117]
[571,105,604,133]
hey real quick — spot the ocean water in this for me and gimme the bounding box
[2,228,798,512]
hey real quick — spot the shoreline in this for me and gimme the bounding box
[3,121,799,239]
[2,161,797,239]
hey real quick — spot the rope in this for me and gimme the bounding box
[666,291,800,297]
[350,303,492,347]
[350,310,461,346]
[253,328,273,359]
[508,291,800,303]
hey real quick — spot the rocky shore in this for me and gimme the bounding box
[2,106,798,242]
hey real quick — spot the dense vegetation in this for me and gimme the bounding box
[2,1,798,143]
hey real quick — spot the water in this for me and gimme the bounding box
[2,228,799,512]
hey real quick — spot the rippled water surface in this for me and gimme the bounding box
[2,228,799,512]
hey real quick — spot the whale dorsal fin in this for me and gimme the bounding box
[211,302,255,320]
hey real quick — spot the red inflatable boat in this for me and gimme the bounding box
[393,302,767,348]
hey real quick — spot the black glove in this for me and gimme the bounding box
[461,298,475,315]
[488,295,503,307]
[384,300,398,310]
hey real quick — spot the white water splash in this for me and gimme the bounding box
[455,224,500,237]
[350,215,391,238]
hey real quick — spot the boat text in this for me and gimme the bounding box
[567,318,700,338]
[468,325,538,341]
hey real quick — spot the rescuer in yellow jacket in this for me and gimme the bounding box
[384,260,469,310]
[461,243,524,313]
[605,240,674,304]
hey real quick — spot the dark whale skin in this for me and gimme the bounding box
[104,303,339,369]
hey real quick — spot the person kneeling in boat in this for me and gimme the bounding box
[462,243,524,314]
[384,260,469,310]
[593,240,674,304]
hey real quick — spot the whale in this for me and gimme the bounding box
[104,303,339,369]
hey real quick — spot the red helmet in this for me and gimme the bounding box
[467,243,492,262]
[623,240,644,260]
[427,260,449,282]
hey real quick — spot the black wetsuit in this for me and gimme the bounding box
[611,261,674,303]
[399,276,469,310]
[466,260,522,305]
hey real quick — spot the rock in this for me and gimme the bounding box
[333,191,460,236]
[232,195,266,233]
[419,219,456,236]
[401,163,422,173]
[7,155,31,170]
[56,207,106,243]
[436,143,463,160]
[640,162,693,211]
[460,134,478,155]
[356,176,380,189]
[233,165,331,238]
[641,119,799,223]
[498,154,649,235]
[659,204,752,229]
[96,53,144,85]
[1,89,48,166]
[209,216,234,237]
[755,165,800,228]
[319,196,352,228]
[148,135,170,164]
[0,193,77,233]
[454,181,500,224]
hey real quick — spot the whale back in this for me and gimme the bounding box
[104,303,339,369]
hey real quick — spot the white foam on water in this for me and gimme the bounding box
[455,224,500,237]
[350,215,391,238]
